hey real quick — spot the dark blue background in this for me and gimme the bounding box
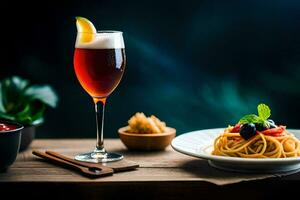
[1,0,300,138]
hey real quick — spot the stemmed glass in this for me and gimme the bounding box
[73,31,126,162]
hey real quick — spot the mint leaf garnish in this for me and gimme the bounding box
[238,103,272,127]
[239,114,262,124]
[257,104,271,120]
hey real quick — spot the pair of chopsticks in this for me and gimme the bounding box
[32,150,114,178]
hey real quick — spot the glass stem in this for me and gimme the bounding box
[94,98,107,154]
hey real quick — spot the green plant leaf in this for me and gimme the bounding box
[10,76,29,91]
[0,76,58,125]
[24,85,58,108]
[0,101,46,124]
[237,103,272,128]
[238,114,263,124]
[0,83,6,113]
[0,112,16,121]
[27,102,46,123]
[257,103,271,120]
[0,76,29,113]
[31,117,44,126]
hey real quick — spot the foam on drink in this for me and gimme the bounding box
[75,32,125,49]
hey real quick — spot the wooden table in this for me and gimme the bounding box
[1,139,300,200]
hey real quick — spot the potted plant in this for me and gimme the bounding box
[0,76,58,151]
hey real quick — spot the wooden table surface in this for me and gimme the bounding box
[1,139,300,200]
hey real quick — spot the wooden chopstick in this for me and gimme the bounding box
[32,150,113,178]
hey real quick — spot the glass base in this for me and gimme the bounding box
[75,151,123,163]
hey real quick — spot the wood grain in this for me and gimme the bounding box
[1,139,300,200]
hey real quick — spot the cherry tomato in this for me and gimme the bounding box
[261,126,286,136]
[231,124,241,133]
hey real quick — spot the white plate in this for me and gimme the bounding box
[171,128,300,173]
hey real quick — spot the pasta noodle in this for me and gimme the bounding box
[212,127,300,158]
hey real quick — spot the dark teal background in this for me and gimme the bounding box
[1,0,300,138]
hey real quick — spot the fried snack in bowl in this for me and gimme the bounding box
[118,113,176,151]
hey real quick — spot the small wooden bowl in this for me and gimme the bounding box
[118,126,176,151]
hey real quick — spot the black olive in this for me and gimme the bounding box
[240,123,256,140]
[255,123,266,131]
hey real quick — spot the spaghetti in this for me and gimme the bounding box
[212,126,300,158]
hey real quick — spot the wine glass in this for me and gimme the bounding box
[73,31,126,162]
